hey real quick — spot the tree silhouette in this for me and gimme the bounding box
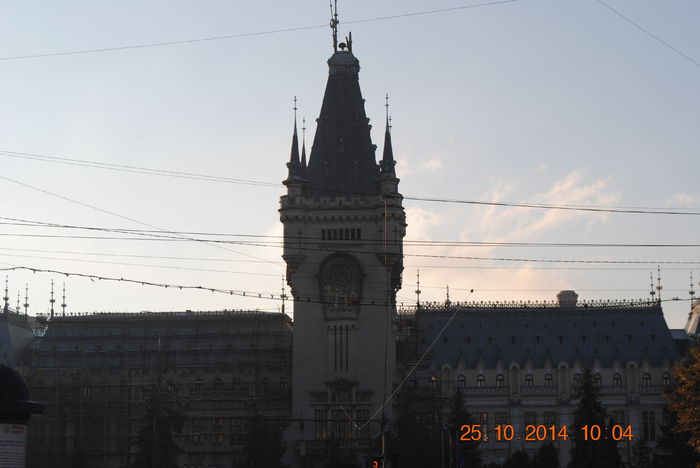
[446,389,483,468]
[651,407,700,468]
[568,368,623,468]
[130,380,183,468]
[666,346,700,460]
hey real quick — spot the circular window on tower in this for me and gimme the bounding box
[319,253,362,304]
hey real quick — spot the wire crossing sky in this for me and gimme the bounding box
[0,1,698,328]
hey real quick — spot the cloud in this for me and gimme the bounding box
[401,171,618,304]
[396,153,444,177]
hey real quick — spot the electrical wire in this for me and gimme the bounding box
[0,1,517,62]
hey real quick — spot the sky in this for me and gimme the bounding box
[0,0,698,329]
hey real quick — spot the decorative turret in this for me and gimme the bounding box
[284,97,304,194]
[379,94,396,179]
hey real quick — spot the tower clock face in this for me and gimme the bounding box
[319,254,362,303]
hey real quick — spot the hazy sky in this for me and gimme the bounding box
[0,1,698,329]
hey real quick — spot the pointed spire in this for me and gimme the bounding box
[16,291,21,314]
[380,93,396,178]
[649,272,656,302]
[61,283,67,317]
[445,284,451,307]
[50,279,56,318]
[23,283,29,315]
[690,272,696,311]
[284,96,303,185]
[415,269,421,309]
[301,117,307,169]
[3,276,8,314]
[656,265,663,302]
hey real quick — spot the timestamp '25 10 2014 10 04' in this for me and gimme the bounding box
[459,424,635,441]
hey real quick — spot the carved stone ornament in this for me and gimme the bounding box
[319,254,362,303]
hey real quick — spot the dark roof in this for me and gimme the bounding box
[407,302,679,369]
[304,51,380,197]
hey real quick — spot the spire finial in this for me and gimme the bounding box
[61,282,67,317]
[281,276,288,315]
[293,95,298,125]
[415,269,421,309]
[50,279,56,318]
[24,283,29,315]
[656,265,663,303]
[3,275,8,314]
[330,0,339,52]
[690,272,696,310]
[649,272,656,301]
[445,285,451,307]
[385,93,390,126]
[16,291,21,314]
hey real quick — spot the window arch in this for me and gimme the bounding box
[662,372,671,386]
[642,373,651,386]
[525,374,534,387]
[458,375,466,389]
[573,373,582,387]
[613,373,622,386]
[593,373,602,386]
[476,375,485,388]
[544,373,553,387]
[496,374,504,388]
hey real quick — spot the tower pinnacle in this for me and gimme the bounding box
[61,283,67,317]
[23,284,29,315]
[3,276,8,314]
[50,279,56,318]
[284,96,303,185]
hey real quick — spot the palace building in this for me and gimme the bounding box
[3,15,698,468]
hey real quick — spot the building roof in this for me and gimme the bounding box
[304,50,381,197]
[405,300,679,369]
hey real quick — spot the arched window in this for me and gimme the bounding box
[544,374,553,387]
[213,378,223,391]
[496,374,504,388]
[574,373,582,387]
[642,373,651,386]
[613,373,622,386]
[458,375,466,389]
[232,378,240,392]
[261,377,269,393]
[280,378,288,391]
[476,375,485,388]
[593,373,602,386]
[525,374,534,387]
[662,372,671,386]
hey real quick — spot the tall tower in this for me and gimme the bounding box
[280,13,405,466]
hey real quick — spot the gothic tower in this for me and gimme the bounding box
[280,25,405,466]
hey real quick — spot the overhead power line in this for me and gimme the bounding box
[0,0,516,62]
[595,0,700,69]
[2,215,700,247]
[3,151,700,216]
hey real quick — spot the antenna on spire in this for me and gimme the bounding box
[61,283,67,317]
[24,283,29,315]
[330,0,339,52]
[50,279,56,318]
[415,269,421,309]
[656,265,663,303]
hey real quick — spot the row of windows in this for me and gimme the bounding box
[314,408,369,440]
[433,372,671,389]
[321,228,361,241]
